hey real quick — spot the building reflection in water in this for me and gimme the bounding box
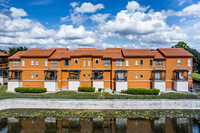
[0,117,199,133]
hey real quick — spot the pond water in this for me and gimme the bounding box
[0,109,200,133]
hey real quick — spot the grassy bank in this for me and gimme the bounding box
[193,73,200,82]
[0,85,197,99]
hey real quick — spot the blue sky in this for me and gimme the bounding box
[0,0,200,50]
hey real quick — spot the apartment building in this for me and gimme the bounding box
[7,48,193,92]
[0,52,8,85]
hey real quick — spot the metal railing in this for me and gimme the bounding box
[8,77,22,80]
[116,76,127,81]
[45,76,57,80]
[93,76,103,80]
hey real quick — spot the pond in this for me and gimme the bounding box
[0,109,200,133]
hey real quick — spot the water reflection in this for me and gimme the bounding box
[1,117,200,133]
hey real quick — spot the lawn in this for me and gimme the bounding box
[0,85,197,99]
[193,73,200,82]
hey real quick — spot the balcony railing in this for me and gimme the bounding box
[68,76,80,80]
[175,76,188,81]
[8,77,22,80]
[116,76,127,81]
[93,76,103,80]
[45,76,57,80]
[153,76,166,81]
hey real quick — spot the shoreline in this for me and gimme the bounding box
[1,98,200,111]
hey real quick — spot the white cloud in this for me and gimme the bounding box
[70,2,79,8]
[10,7,27,18]
[179,18,186,22]
[74,2,104,14]
[126,1,149,13]
[90,13,110,23]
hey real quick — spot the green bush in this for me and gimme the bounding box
[3,82,7,85]
[78,87,95,92]
[127,88,160,95]
[98,88,104,92]
[15,87,47,93]
[121,90,128,93]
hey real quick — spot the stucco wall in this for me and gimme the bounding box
[93,81,104,91]
[152,81,166,91]
[44,81,57,92]
[116,81,127,92]
[68,81,80,91]
[1,99,200,111]
[174,81,188,91]
[7,81,22,92]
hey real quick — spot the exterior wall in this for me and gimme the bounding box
[68,81,80,91]
[0,57,8,67]
[93,81,104,90]
[0,77,3,85]
[152,81,166,91]
[174,81,188,92]
[44,81,57,92]
[116,81,127,92]
[8,81,22,92]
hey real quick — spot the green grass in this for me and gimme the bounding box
[195,90,200,93]
[0,85,197,99]
[193,73,200,82]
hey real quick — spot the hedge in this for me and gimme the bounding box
[15,87,47,93]
[78,87,95,92]
[98,88,105,92]
[127,88,160,95]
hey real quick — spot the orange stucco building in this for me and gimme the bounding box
[0,52,8,85]
[7,47,193,92]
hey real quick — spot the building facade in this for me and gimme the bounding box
[8,48,193,92]
[0,52,8,85]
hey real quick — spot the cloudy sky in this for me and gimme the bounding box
[0,0,200,50]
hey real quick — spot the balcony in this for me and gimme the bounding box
[68,70,80,80]
[152,70,166,81]
[44,70,57,81]
[116,76,127,81]
[115,70,127,81]
[173,69,189,81]
[92,70,104,80]
[8,69,22,80]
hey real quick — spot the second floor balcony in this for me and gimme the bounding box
[44,70,57,81]
[174,69,189,81]
[92,70,104,80]
[115,70,127,81]
[8,69,22,80]
[68,70,80,80]
[152,69,166,81]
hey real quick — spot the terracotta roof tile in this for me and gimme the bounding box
[49,50,72,60]
[70,48,103,57]
[158,48,193,57]
[122,49,155,57]
[0,52,8,57]
[103,50,124,60]
[20,48,56,58]
[151,51,165,60]
[8,51,25,60]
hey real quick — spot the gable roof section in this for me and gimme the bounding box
[122,49,155,57]
[0,52,8,57]
[70,48,103,57]
[20,48,56,58]
[158,48,193,57]
[49,50,72,60]
[103,48,124,60]
[8,51,25,60]
[151,51,165,60]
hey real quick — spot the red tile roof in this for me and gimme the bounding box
[20,48,56,58]
[70,48,103,57]
[158,48,193,57]
[8,51,25,60]
[103,49,124,60]
[151,51,165,60]
[49,50,72,60]
[0,52,8,57]
[122,49,155,57]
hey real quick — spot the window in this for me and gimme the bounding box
[51,60,57,67]
[177,59,181,67]
[75,59,78,64]
[36,59,38,66]
[45,59,48,67]
[22,59,25,67]
[140,74,143,79]
[12,60,19,66]
[64,60,70,66]
[188,70,191,78]
[83,59,86,66]
[36,74,38,78]
[5,58,8,64]
[95,59,99,64]
[88,74,90,78]
[31,74,34,78]
[188,59,191,67]
[155,72,160,80]
[116,60,122,67]
[83,74,85,78]
[150,60,153,67]
[135,59,138,66]
[156,60,163,67]
[31,59,34,66]
[136,74,138,79]
[103,60,110,66]
[0,59,1,65]
[126,59,129,66]
[140,59,143,66]
[118,72,124,80]
[88,59,90,66]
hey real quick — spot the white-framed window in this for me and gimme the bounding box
[116,60,122,67]
[36,74,38,78]
[88,59,90,66]
[156,60,163,67]
[155,72,160,80]
[64,60,70,66]
[75,59,78,64]
[103,60,110,66]
[22,59,25,67]
[95,59,99,64]
[88,74,90,78]
[135,59,138,66]
[12,60,19,66]
[188,59,191,67]
[140,74,143,79]
[136,74,138,79]
[83,59,86,66]
[126,59,129,67]
[150,59,153,67]
[31,74,34,78]
[36,59,38,66]
[51,60,57,67]
[45,59,48,67]
[177,59,181,67]
[118,72,124,80]
[31,59,34,66]
[140,59,143,66]
[188,70,191,78]
[83,74,86,78]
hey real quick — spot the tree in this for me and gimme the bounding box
[172,41,200,73]
[8,46,28,57]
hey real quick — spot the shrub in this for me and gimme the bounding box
[98,88,104,92]
[127,88,160,95]
[15,87,47,93]
[121,90,128,93]
[3,82,7,85]
[78,87,95,92]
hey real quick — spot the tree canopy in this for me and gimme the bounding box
[8,46,28,57]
